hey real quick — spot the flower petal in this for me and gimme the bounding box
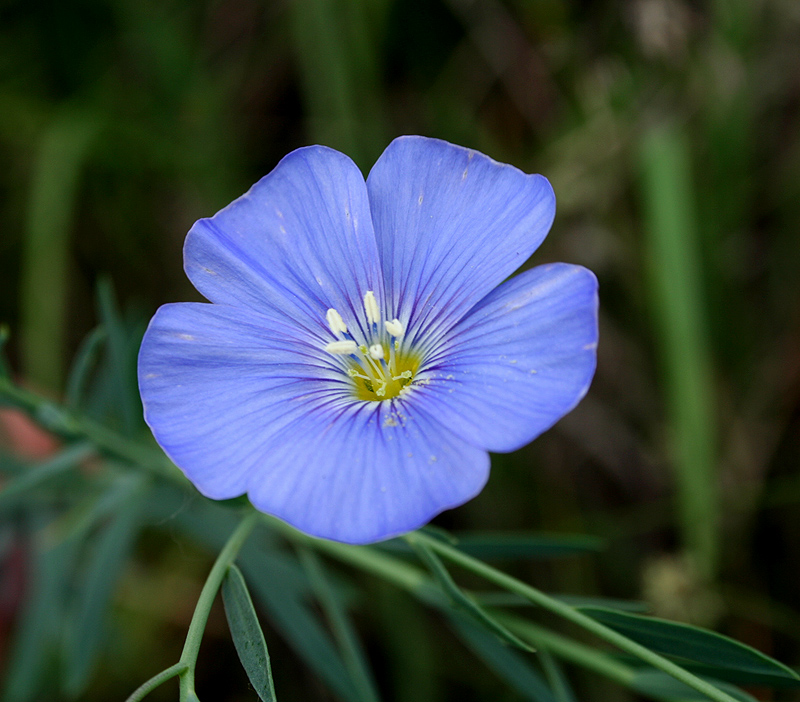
[246,399,489,544]
[413,263,598,452]
[366,136,555,348]
[185,146,384,338]
[138,302,489,544]
[138,302,348,498]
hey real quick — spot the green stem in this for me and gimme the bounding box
[0,377,180,481]
[268,517,737,701]
[502,618,633,685]
[409,531,739,702]
[124,663,188,702]
[263,514,436,600]
[178,510,260,700]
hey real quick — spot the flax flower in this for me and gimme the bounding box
[138,136,598,544]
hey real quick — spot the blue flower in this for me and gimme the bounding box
[138,136,598,544]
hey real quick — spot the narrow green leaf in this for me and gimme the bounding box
[0,442,94,511]
[579,607,800,688]
[20,109,99,391]
[61,478,147,697]
[297,547,380,702]
[222,564,277,702]
[474,592,649,613]
[65,326,106,411]
[157,493,360,702]
[539,650,577,702]
[639,125,718,576]
[551,595,649,613]
[242,553,361,702]
[409,536,534,652]
[450,617,557,702]
[95,279,142,435]
[631,670,758,702]
[2,537,80,702]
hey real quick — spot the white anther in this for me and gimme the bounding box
[369,344,384,360]
[384,318,404,338]
[363,291,380,326]
[326,308,347,335]
[325,340,358,355]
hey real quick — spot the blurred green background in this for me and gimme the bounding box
[2,0,800,699]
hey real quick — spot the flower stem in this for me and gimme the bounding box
[407,531,740,702]
[177,510,260,701]
[124,663,188,702]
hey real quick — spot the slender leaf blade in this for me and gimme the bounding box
[222,564,276,702]
[580,607,800,688]
[410,537,533,652]
[451,616,557,702]
[297,548,380,702]
[0,442,93,510]
[61,477,146,697]
[631,670,758,702]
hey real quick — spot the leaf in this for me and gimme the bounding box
[579,607,800,688]
[297,548,380,702]
[152,490,360,702]
[61,477,147,697]
[474,592,649,613]
[631,670,758,702]
[94,279,143,435]
[65,326,106,411]
[450,616,557,702]
[222,564,277,702]
[410,537,534,653]
[539,650,578,702]
[242,551,361,702]
[2,535,80,702]
[0,442,94,511]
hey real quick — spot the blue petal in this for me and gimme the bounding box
[138,302,489,544]
[185,146,385,339]
[138,302,347,498]
[246,399,489,544]
[413,264,598,452]
[366,136,555,349]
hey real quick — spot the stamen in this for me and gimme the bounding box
[369,344,384,360]
[385,318,404,338]
[325,340,358,355]
[364,291,380,326]
[326,308,347,335]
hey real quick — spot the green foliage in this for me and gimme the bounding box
[222,565,276,702]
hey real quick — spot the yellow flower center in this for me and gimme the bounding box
[348,346,421,401]
[324,292,420,402]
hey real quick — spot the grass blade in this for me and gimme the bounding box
[65,326,106,411]
[19,109,98,392]
[639,124,718,578]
